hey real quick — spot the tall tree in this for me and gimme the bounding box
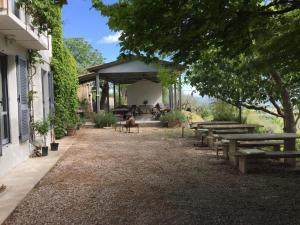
[64,38,108,110]
[93,0,300,150]
[64,38,104,74]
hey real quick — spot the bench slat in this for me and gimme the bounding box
[238,141,283,147]
[237,149,266,155]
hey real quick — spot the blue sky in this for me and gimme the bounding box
[62,0,119,62]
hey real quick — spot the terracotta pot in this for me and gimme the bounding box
[66,128,76,136]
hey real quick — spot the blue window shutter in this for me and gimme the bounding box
[16,56,29,142]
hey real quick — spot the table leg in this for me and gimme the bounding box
[284,159,296,168]
[228,140,238,167]
[207,129,214,148]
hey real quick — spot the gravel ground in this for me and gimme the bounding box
[3,127,300,225]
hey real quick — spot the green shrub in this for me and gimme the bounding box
[210,101,247,122]
[160,111,187,123]
[94,112,117,128]
[195,104,211,119]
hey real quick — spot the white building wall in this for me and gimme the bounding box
[31,59,51,146]
[0,33,51,177]
[127,80,163,106]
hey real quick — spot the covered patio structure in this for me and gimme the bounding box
[78,59,184,114]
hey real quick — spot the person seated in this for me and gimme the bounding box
[152,103,162,120]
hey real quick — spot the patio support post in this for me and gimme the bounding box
[113,82,116,108]
[179,75,182,111]
[169,85,174,110]
[95,73,100,113]
[174,83,177,109]
[118,84,121,106]
[106,82,110,112]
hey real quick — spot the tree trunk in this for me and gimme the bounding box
[270,70,296,151]
[100,81,109,110]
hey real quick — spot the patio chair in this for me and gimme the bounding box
[114,114,124,132]
[123,116,140,133]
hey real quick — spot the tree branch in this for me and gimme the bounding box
[264,0,300,8]
[259,3,300,16]
[259,0,300,16]
[217,97,283,118]
[241,103,283,118]
[269,95,284,117]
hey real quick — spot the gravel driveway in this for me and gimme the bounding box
[3,128,300,225]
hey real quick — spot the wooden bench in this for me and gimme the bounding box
[238,140,283,151]
[208,129,249,149]
[236,149,300,174]
[215,140,283,159]
[214,129,248,134]
[114,122,124,132]
[123,123,140,133]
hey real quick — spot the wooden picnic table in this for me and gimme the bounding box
[200,124,260,137]
[220,133,300,166]
[191,121,239,129]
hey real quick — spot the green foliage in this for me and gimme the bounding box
[195,104,211,120]
[32,119,50,136]
[32,119,50,146]
[93,0,300,66]
[17,0,66,33]
[160,111,187,124]
[64,38,104,74]
[245,110,283,133]
[157,65,180,87]
[50,7,78,138]
[211,101,241,122]
[93,0,300,135]
[94,112,117,128]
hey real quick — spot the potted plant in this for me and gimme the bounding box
[48,114,59,151]
[94,112,117,128]
[160,111,187,128]
[32,119,50,156]
[66,115,77,136]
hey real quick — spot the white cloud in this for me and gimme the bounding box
[98,32,121,44]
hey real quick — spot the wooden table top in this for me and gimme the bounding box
[200,124,261,129]
[220,133,300,141]
[194,121,239,126]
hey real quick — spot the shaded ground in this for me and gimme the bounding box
[3,128,300,225]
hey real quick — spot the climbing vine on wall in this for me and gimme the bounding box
[17,0,66,33]
[17,1,78,139]
[51,6,78,138]
[27,50,43,143]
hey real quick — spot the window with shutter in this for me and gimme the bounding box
[16,56,29,142]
